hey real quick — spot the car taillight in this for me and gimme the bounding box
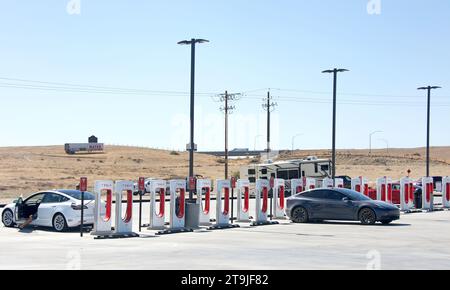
[71,203,88,210]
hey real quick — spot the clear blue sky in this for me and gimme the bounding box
[0,0,449,151]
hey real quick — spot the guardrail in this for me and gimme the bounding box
[198,150,266,157]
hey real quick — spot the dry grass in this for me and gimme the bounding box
[0,145,449,203]
[0,146,249,203]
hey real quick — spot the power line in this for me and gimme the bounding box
[271,88,449,99]
[0,77,214,95]
[1,77,449,107]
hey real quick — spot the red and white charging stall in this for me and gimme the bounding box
[114,180,135,235]
[272,179,286,219]
[334,178,344,188]
[376,177,393,203]
[251,179,278,226]
[443,176,450,209]
[351,176,369,196]
[291,179,304,194]
[148,180,166,230]
[421,177,434,211]
[209,180,239,230]
[92,180,114,236]
[322,178,333,188]
[236,179,251,222]
[169,180,186,230]
[322,178,344,188]
[400,177,414,211]
[254,179,269,224]
[196,179,211,225]
[304,177,316,190]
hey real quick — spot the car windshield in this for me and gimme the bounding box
[58,190,95,200]
[337,189,372,201]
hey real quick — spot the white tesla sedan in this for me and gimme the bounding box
[1,190,96,232]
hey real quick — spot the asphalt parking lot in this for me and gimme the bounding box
[1,201,449,270]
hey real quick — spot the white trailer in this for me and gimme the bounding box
[64,143,104,154]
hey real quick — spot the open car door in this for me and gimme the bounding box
[14,197,25,224]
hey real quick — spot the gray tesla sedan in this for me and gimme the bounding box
[285,188,400,225]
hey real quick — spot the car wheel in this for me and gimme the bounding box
[52,213,68,232]
[291,206,309,223]
[359,208,376,225]
[2,209,15,227]
[381,220,392,225]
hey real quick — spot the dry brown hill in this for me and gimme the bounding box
[0,146,248,203]
[0,145,449,203]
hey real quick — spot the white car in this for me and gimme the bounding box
[1,190,97,232]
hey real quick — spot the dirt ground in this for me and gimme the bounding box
[0,145,449,203]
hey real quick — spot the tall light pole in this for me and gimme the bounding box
[418,86,441,177]
[178,38,209,200]
[254,134,263,151]
[322,68,349,184]
[291,133,304,153]
[369,130,383,154]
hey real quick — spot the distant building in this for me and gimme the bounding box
[64,135,104,154]
[88,135,98,143]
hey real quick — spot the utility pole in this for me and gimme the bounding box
[217,91,240,179]
[322,68,349,185]
[418,86,441,177]
[262,91,277,160]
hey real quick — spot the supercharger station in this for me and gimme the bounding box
[322,178,344,188]
[236,179,251,222]
[155,179,193,235]
[290,177,316,194]
[272,179,286,219]
[252,179,278,226]
[148,180,166,230]
[209,180,239,230]
[196,179,212,225]
[376,177,393,203]
[113,181,138,237]
[351,176,369,196]
[291,179,304,195]
[305,177,317,190]
[400,177,415,212]
[443,176,450,209]
[422,177,434,211]
[91,180,114,236]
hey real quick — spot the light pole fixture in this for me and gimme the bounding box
[322,68,349,184]
[178,38,209,201]
[418,85,441,177]
[369,131,383,154]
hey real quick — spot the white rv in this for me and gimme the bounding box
[240,156,331,194]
